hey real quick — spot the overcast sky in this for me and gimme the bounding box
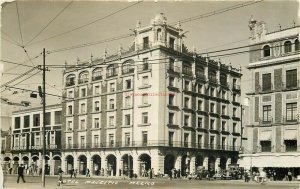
[1,0,299,115]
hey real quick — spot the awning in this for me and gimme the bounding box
[259,131,271,141]
[284,130,297,140]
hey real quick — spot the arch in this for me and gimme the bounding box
[78,155,87,175]
[92,67,103,81]
[181,155,191,176]
[53,156,61,175]
[66,74,76,87]
[195,155,203,171]
[106,154,117,176]
[208,156,216,175]
[263,45,271,57]
[122,59,135,74]
[91,154,101,175]
[295,39,299,51]
[220,156,227,170]
[231,157,238,166]
[139,154,151,177]
[107,64,118,77]
[78,71,89,84]
[65,155,74,174]
[13,156,19,161]
[3,157,11,172]
[121,154,133,176]
[156,28,162,41]
[164,154,175,175]
[4,157,11,161]
[284,40,292,53]
[12,156,20,174]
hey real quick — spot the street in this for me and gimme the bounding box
[3,175,300,189]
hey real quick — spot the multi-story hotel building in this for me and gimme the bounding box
[1,104,62,175]
[240,18,300,179]
[61,13,242,177]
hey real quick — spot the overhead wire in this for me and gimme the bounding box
[25,1,74,46]
[0,59,36,68]
[27,0,143,47]
[2,29,22,46]
[15,1,24,45]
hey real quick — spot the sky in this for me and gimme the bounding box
[0,0,299,116]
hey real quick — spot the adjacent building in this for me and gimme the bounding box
[240,18,300,179]
[1,104,62,175]
[61,13,242,177]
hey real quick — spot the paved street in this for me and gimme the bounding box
[3,175,300,189]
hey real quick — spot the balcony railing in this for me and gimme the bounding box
[136,42,152,51]
[196,74,206,81]
[12,144,58,151]
[137,63,152,72]
[78,78,89,84]
[122,68,135,74]
[62,141,239,151]
[92,75,103,81]
[66,80,75,87]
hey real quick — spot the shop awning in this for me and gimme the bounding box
[259,131,271,141]
[283,130,297,140]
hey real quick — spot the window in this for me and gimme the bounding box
[222,91,226,99]
[184,115,189,126]
[197,135,202,148]
[220,73,227,86]
[169,77,175,87]
[67,137,72,148]
[222,121,226,131]
[169,112,174,124]
[284,140,297,152]
[80,103,86,114]
[80,119,86,130]
[209,71,217,83]
[81,88,86,97]
[143,37,149,49]
[196,67,205,80]
[182,62,192,75]
[142,93,148,105]
[184,97,189,108]
[94,135,99,147]
[68,105,73,115]
[125,96,131,107]
[109,99,115,109]
[169,132,174,146]
[68,90,74,98]
[94,101,100,112]
[125,79,132,89]
[142,131,148,146]
[197,117,203,128]
[233,122,237,133]
[109,134,114,147]
[198,84,203,94]
[184,80,190,91]
[125,133,130,146]
[107,64,118,77]
[142,76,149,86]
[45,112,51,125]
[221,137,226,149]
[109,82,115,92]
[222,105,226,115]
[67,121,72,130]
[210,136,215,149]
[169,94,174,105]
[210,87,215,96]
[286,103,297,122]
[295,39,300,51]
[210,119,215,130]
[79,71,89,84]
[263,45,270,57]
[55,111,61,124]
[169,58,175,71]
[262,73,272,91]
[260,141,271,152]
[262,105,272,123]
[210,103,215,113]
[169,37,175,49]
[233,94,237,102]
[142,58,149,70]
[184,133,189,147]
[92,68,103,81]
[142,112,148,124]
[198,100,202,111]
[24,115,30,128]
[284,41,292,53]
[94,118,100,128]
[94,85,100,95]
[286,69,297,89]
[66,74,75,86]
[233,107,237,117]
[33,114,40,126]
[125,114,131,125]
[80,136,85,148]
[122,60,134,74]
[109,116,114,127]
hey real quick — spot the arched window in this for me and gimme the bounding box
[284,41,292,53]
[78,71,89,84]
[220,73,227,86]
[195,66,205,80]
[263,45,270,57]
[122,60,135,74]
[92,68,103,81]
[295,39,299,51]
[157,28,162,41]
[66,74,75,87]
[109,99,115,109]
[107,64,118,77]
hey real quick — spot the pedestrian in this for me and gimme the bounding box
[287,170,292,181]
[244,170,250,182]
[259,169,266,185]
[74,169,77,178]
[70,168,74,178]
[57,166,64,186]
[17,164,26,183]
[177,169,181,179]
[86,168,90,177]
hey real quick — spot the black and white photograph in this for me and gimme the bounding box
[0,0,300,188]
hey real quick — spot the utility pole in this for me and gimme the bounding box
[42,48,46,187]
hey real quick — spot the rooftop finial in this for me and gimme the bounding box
[76,57,80,65]
[136,20,141,28]
[278,23,281,30]
[103,49,107,60]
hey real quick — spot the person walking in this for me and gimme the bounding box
[287,170,292,181]
[17,164,26,183]
[86,168,90,177]
[70,168,74,178]
[57,166,64,186]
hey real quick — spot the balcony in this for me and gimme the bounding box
[196,74,206,82]
[182,68,193,76]
[66,80,75,87]
[106,71,118,78]
[137,63,152,72]
[232,84,241,91]
[136,42,152,51]
[208,77,218,84]
[167,66,181,74]
[92,75,103,81]
[122,68,135,75]
[78,78,89,84]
